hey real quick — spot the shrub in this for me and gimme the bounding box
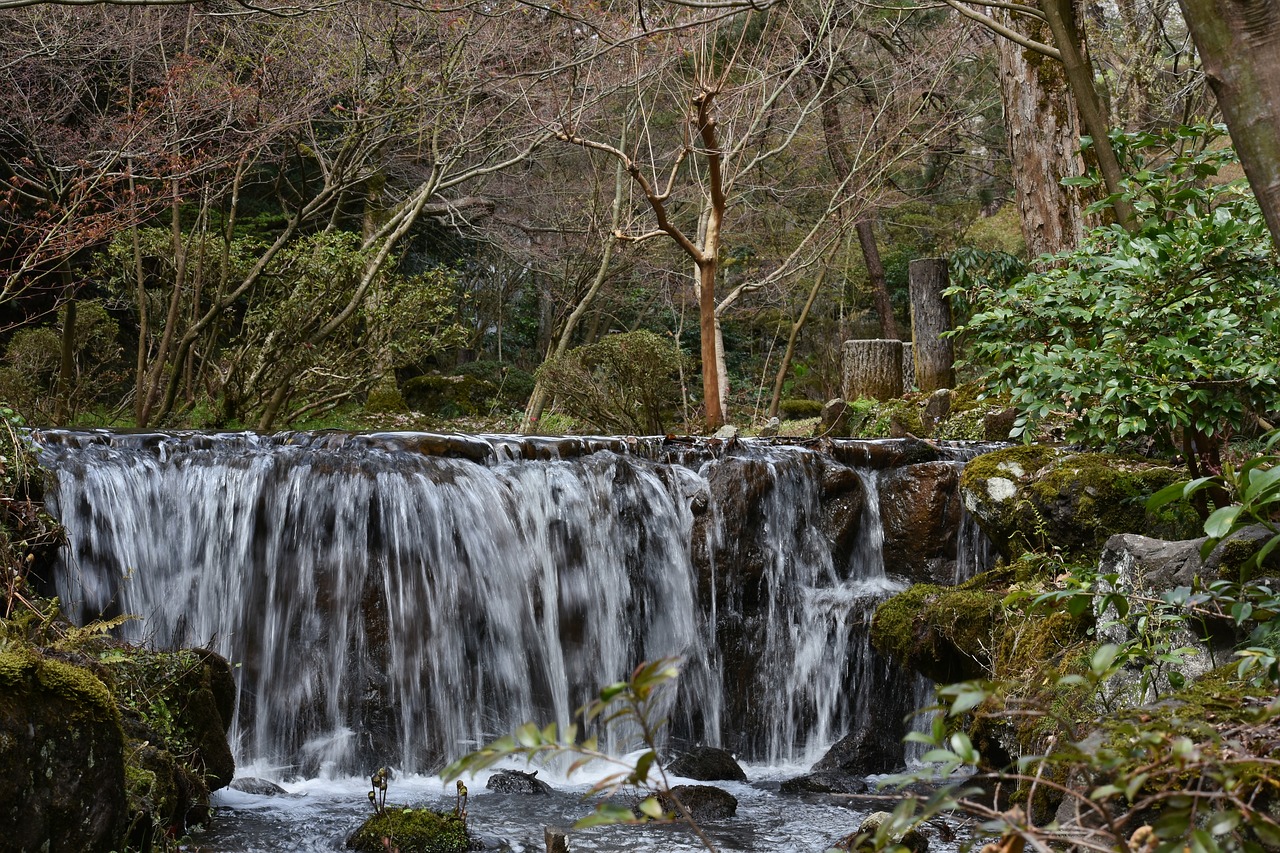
[953,125,1280,466]
[536,331,688,435]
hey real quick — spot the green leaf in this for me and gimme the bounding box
[574,802,637,829]
[637,796,665,819]
[1204,505,1243,538]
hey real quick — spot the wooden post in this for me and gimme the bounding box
[909,258,954,392]
[546,826,569,853]
[842,339,904,401]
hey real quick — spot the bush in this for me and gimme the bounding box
[953,125,1280,461]
[537,331,688,435]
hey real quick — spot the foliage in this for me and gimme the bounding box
[952,125,1280,454]
[0,301,123,425]
[442,657,718,850]
[536,331,688,435]
[872,553,1280,853]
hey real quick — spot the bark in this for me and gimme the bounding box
[842,339,904,402]
[53,277,76,425]
[1178,0,1280,249]
[994,9,1086,256]
[908,258,954,392]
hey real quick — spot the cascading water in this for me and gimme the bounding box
[35,430,992,787]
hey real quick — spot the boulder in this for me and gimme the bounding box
[870,580,1002,683]
[959,447,1199,561]
[778,771,869,795]
[347,806,469,852]
[879,462,963,585]
[485,768,552,795]
[659,784,738,821]
[834,810,929,853]
[0,649,127,853]
[813,725,902,776]
[921,389,952,433]
[229,777,289,796]
[820,399,851,437]
[666,746,747,782]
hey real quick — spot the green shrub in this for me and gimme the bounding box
[536,331,688,435]
[953,125,1280,460]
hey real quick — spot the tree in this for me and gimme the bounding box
[1178,0,1280,250]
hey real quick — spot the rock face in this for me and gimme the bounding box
[0,649,127,853]
[666,746,747,782]
[959,447,1199,561]
[813,725,902,776]
[660,784,738,821]
[879,462,963,585]
[484,768,552,795]
[778,771,869,795]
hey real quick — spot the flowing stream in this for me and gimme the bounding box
[34,430,993,852]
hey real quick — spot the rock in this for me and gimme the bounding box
[659,784,738,821]
[229,777,289,796]
[760,417,780,437]
[870,581,1002,683]
[778,771,869,795]
[879,461,963,585]
[347,806,469,852]
[982,408,1018,441]
[666,746,747,782]
[485,768,552,795]
[834,810,929,853]
[713,424,739,440]
[921,389,952,433]
[820,399,851,437]
[0,648,127,853]
[813,725,902,776]
[959,447,1199,561]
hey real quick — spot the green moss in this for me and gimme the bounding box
[347,807,470,853]
[778,398,824,420]
[0,646,37,684]
[364,379,408,415]
[34,656,117,721]
[961,445,1060,489]
[871,581,1003,683]
[934,407,987,440]
[855,396,926,438]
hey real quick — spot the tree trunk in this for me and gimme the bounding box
[768,260,831,419]
[53,288,76,426]
[842,339,904,402]
[856,219,899,339]
[908,258,955,392]
[995,9,1086,256]
[1178,0,1280,250]
[1040,0,1138,232]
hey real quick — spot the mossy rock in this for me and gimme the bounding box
[960,447,1199,561]
[347,806,469,853]
[778,398,824,420]
[403,373,496,417]
[870,575,1004,683]
[365,378,409,415]
[0,647,127,853]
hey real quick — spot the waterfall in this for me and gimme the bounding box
[36,430,985,779]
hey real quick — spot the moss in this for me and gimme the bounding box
[934,407,988,441]
[347,807,470,853]
[778,398,823,420]
[34,656,117,721]
[364,379,409,415]
[961,448,1199,560]
[856,396,926,438]
[871,581,1003,683]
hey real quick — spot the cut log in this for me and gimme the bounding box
[842,339,904,402]
[909,258,954,392]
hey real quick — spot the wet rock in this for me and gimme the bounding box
[834,810,929,853]
[813,725,902,776]
[659,784,738,821]
[485,768,552,795]
[879,461,963,585]
[666,746,747,782]
[229,777,289,796]
[778,771,868,795]
[0,649,127,853]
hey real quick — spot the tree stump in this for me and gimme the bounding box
[842,339,904,401]
[909,258,955,392]
[545,826,569,853]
